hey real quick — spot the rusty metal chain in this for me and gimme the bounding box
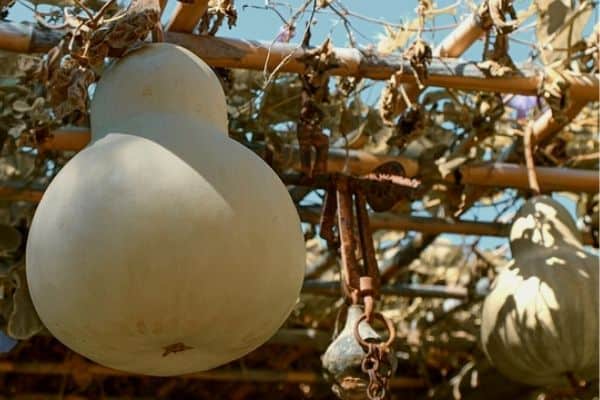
[319,171,419,308]
[354,312,396,400]
[316,170,416,399]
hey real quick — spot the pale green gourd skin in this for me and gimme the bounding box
[26,44,306,376]
[481,196,599,387]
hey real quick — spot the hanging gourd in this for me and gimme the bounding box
[322,305,397,400]
[26,43,306,376]
[480,195,599,387]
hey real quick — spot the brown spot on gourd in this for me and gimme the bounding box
[162,342,193,357]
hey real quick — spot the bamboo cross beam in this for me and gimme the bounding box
[297,206,596,245]
[39,128,599,193]
[37,128,420,176]
[452,163,599,193]
[302,280,472,299]
[0,361,426,388]
[164,33,599,101]
[0,21,597,101]
[530,26,600,145]
[298,206,511,236]
[0,22,63,53]
[532,100,590,145]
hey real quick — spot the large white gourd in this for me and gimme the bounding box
[26,44,306,376]
[481,196,599,387]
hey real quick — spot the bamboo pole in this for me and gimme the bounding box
[7,128,598,200]
[0,361,426,388]
[532,100,589,145]
[0,22,62,53]
[454,162,599,193]
[435,13,488,58]
[302,280,471,299]
[299,206,509,236]
[297,206,596,245]
[37,129,420,176]
[164,0,209,33]
[37,129,600,193]
[0,22,597,101]
[0,186,43,202]
[529,27,600,145]
[38,127,91,152]
[164,32,598,100]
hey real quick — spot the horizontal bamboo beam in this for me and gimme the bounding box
[298,207,595,245]
[0,186,43,202]
[0,361,426,388]
[0,22,63,53]
[0,21,597,101]
[36,129,600,193]
[164,0,209,33]
[164,33,598,100]
[299,206,508,236]
[10,128,599,204]
[303,280,471,299]
[38,129,420,176]
[453,163,599,193]
[38,127,90,152]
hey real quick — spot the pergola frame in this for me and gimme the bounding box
[0,3,598,396]
[0,0,597,244]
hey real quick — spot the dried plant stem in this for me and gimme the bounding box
[523,125,541,195]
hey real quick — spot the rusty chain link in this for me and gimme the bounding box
[354,312,396,400]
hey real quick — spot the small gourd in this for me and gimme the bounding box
[322,305,397,399]
[26,44,306,376]
[480,196,599,387]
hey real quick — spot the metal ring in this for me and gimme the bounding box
[353,312,396,350]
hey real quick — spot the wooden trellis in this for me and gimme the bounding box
[0,1,598,398]
[0,2,596,264]
[0,0,597,244]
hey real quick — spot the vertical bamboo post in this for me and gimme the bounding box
[164,0,209,32]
